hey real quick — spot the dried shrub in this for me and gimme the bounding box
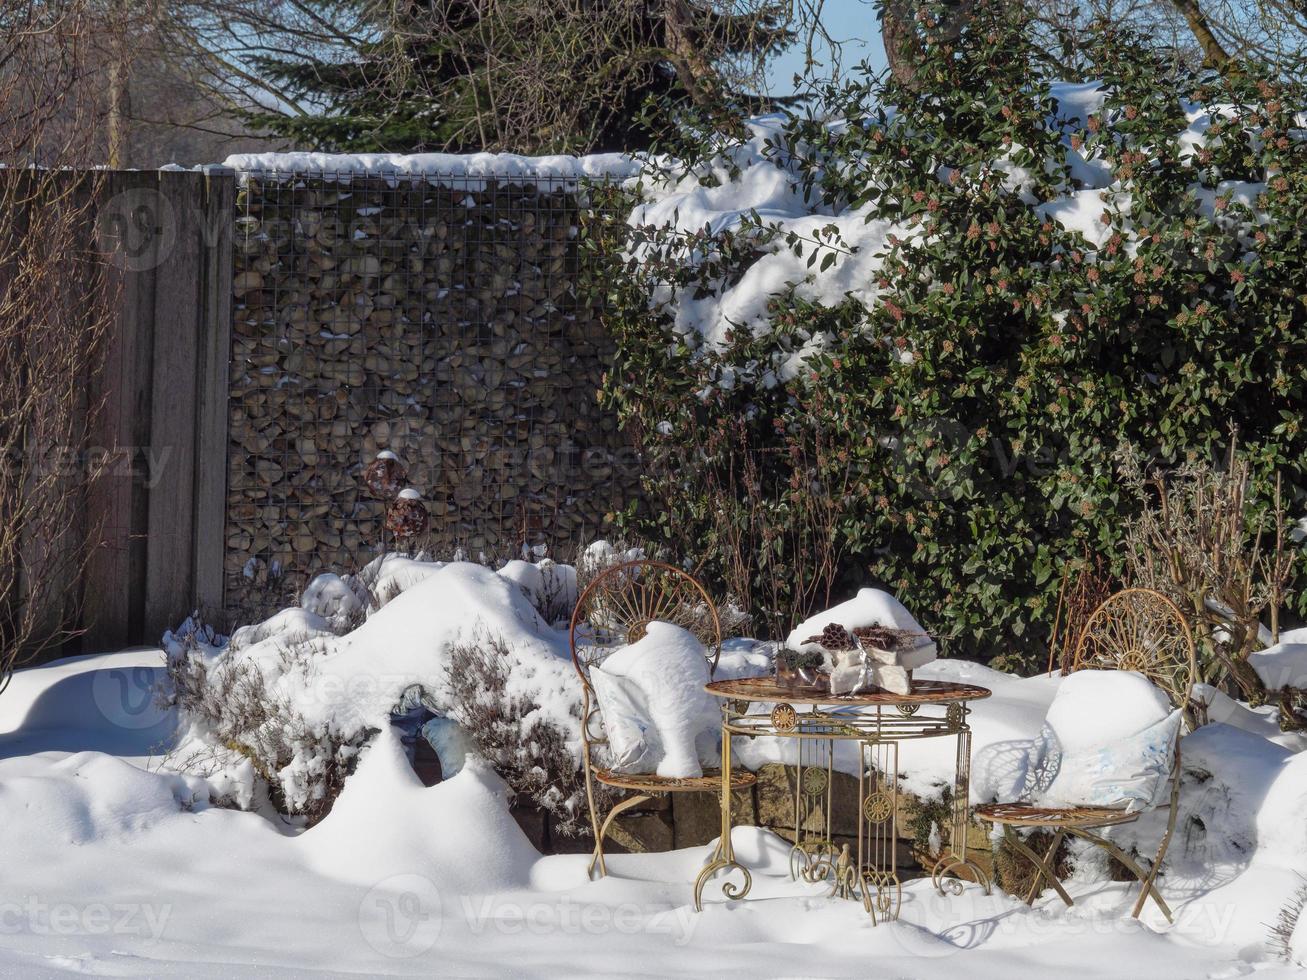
[444,630,612,837]
[0,2,118,689]
[1269,877,1307,963]
[1046,551,1114,676]
[992,829,1072,899]
[1119,438,1298,707]
[162,626,369,824]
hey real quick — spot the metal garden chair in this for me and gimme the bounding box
[975,588,1197,921]
[569,559,756,879]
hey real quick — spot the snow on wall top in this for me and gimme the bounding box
[221,150,641,183]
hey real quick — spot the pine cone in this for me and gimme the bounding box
[803,622,856,651]
[851,625,926,650]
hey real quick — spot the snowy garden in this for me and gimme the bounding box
[4,0,1307,977]
[5,546,1307,976]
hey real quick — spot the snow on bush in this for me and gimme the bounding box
[164,551,606,820]
[594,0,1307,664]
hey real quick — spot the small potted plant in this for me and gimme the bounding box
[774,647,828,691]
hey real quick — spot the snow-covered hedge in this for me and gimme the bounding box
[164,550,602,820]
[593,0,1307,660]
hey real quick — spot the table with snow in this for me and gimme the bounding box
[695,675,993,920]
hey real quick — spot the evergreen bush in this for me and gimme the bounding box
[591,0,1307,665]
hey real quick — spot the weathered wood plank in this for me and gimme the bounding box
[143,171,202,642]
[83,170,160,652]
[191,167,234,621]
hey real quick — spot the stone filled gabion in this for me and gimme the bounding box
[386,488,430,541]
[362,451,407,501]
[224,173,642,614]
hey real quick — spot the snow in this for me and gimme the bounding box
[1035,671,1180,811]
[1249,641,1307,691]
[284,561,573,738]
[300,572,364,629]
[1043,670,1173,753]
[619,84,1295,395]
[294,728,538,892]
[787,587,938,665]
[222,151,641,189]
[626,118,895,381]
[589,622,719,778]
[6,628,1307,975]
[8,562,1307,975]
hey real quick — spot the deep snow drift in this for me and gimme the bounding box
[3,556,1307,975]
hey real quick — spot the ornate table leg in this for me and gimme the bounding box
[930,702,993,896]
[788,719,837,885]
[693,704,752,910]
[856,738,902,922]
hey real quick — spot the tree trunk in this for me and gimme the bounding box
[662,0,742,134]
[106,0,132,168]
[1168,0,1233,68]
[880,0,923,89]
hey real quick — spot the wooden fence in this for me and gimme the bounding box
[74,168,234,653]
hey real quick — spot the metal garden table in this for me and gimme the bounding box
[694,677,993,921]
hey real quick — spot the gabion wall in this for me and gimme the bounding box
[226,172,637,618]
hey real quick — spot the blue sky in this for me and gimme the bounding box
[766,0,889,94]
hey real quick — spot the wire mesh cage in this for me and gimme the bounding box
[225,169,633,624]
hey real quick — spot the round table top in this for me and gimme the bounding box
[704,676,992,706]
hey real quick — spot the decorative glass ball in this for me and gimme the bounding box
[386,487,429,541]
[363,451,407,501]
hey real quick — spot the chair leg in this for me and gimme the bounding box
[1070,828,1173,923]
[583,764,605,878]
[1130,793,1181,920]
[1003,825,1075,908]
[1132,837,1171,920]
[587,792,653,880]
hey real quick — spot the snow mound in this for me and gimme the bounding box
[271,561,573,738]
[0,751,209,845]
[786,588,933,656]
[1249,642,1307,691]
[168,558,584,814]
[1043,670,1172,752]
[296,728,537,892]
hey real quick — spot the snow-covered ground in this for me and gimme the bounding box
[4,592,1307,976]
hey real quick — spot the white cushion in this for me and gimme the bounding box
[589,622,720,779]
[1033,670,1180,812]
[589,668,657,772]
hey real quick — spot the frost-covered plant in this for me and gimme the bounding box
[592,0,1307,661]
[162,627,369,823]
[444,631,609,837]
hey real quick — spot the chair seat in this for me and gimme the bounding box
[594,766,757,793]
[975,800,1141,828]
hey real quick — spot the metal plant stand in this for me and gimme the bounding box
[695,677,993,921]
